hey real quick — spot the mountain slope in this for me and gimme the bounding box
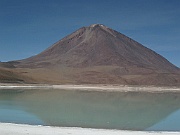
[15,24,178,71]
[0,67,24,83]
[8,24,180,85]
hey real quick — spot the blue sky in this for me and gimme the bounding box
[0,0,180,67]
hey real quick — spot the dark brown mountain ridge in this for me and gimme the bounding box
[1,24,180,85]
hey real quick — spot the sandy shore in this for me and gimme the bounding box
[0,84,180,92]
[0,123,179,135]
[52,85,180,92]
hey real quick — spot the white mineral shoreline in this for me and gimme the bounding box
[0,84,180,92]
[0,123,180,135]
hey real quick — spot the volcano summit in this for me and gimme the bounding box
[1,24,180,85]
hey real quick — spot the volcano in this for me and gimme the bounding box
[3,24,180,85]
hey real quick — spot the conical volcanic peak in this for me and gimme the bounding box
[89,24,111,31]
[4,24,179,85]
[15,24,178,72]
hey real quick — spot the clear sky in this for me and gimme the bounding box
[0,0,180,67]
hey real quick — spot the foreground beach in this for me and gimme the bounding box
[0,123,180,135]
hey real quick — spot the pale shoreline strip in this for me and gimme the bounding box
[0,123,179,135]
[0,84,180,92]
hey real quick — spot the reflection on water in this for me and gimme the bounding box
[147,109,180,131]
[0,107,44,125]
[0,89,180,131]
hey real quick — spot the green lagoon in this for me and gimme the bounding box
[0,89,180,131]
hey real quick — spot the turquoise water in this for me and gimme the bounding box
[147,109,180,131]
[0,89,180,131]
[0,107,44,125]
